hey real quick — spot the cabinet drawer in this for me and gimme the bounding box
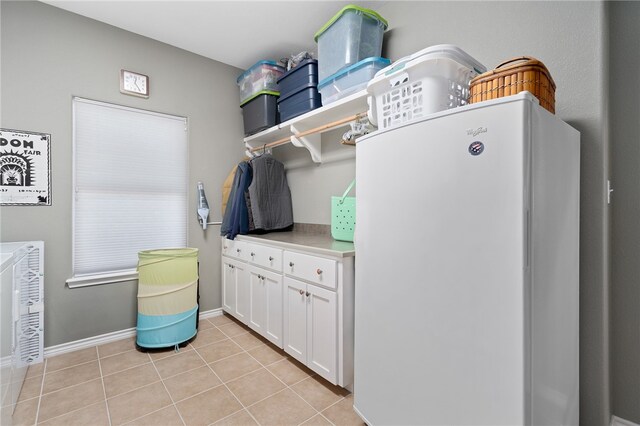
[221,238,248,261]
[283,251,337,290]
[248,243,283,272]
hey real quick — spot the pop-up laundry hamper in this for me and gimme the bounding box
[136,248,199,349]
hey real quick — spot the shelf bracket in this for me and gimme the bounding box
[290,124,322,163]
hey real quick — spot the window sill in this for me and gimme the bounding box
[66,270,138,288]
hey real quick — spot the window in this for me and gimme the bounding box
[68,98,188,287]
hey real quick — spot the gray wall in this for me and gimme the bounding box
[610,2,640,423]
[278,2,611,425]
[0,2,244,347]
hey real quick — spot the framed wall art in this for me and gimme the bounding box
[0,128,51,206]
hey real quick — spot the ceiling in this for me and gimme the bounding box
[41,1,387,71]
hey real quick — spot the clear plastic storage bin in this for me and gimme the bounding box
[367,45,486,130]
[315,5,387,83]
[318,57,390,105]
[237,60,285,105]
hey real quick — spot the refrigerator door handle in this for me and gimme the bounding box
[526,209,531,268]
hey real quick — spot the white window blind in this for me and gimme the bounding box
[72,98,188,278]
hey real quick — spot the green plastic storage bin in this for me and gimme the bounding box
[315,5,388,82]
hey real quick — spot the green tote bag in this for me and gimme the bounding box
[331,180,356,242]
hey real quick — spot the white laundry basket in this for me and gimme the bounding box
[366,45,486,130]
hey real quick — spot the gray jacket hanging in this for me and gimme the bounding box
[248,154,293,231]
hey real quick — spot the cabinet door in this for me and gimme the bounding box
[234,262,249,325]
[248,269,266,335]
[307,284,337,384]
[283,277,307,365]
[263,270,283,348]
[222,259,236,315]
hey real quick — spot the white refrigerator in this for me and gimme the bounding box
[354,92,579,425]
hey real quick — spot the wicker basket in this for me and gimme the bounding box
[469,56,556,113]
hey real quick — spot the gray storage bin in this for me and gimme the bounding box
[240,91,279,136]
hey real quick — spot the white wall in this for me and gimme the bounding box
[0,1,245,347]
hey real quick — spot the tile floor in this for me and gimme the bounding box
[11,314,364,426]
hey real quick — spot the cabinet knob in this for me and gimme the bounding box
[257,274,262,279]
[269,256,274,261]
[316,269,322,275]
[305,291,310,297]
[251,252,255,257]
[299,289,304,295]
[289,262,294,267]
[236,248,241,253]
[224,246,228,249]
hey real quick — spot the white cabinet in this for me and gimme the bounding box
[221,238,284,346]
[221,236,354,388]
[222,259,236,313]
[282,249,347,385]
[248,266,282,347]
[222,257,249,325]
[284,277,337,383]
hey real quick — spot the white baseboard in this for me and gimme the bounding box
[198,307,224,320]
[44,308,224,358]
[44,326,137,358]
[612,415,640,426]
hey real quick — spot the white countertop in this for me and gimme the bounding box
[235,230,355,258]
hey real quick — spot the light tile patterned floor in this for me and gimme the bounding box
[11,314,364,426]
